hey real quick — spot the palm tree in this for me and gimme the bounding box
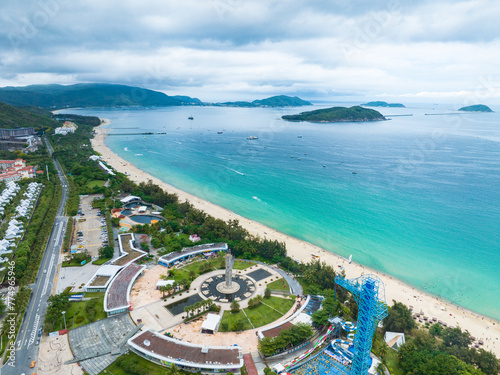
[165,284,174,296]
[159,285,167,298]
[375,362,386,375]
[172,281,179,293]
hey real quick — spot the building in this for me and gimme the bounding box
[384,332,406,350]
[155,279,174,290]
[0,159,36,181]
[0,128,35,139]
[128,329,244,374]
[54,121,78,135]
[103,263,145,316]
[158,243,228,268]
[84,264,123,293]
[201,314,222,334]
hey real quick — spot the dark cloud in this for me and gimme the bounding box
[0,0,499,101]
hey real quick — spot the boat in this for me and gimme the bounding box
[188,116,194,120]
[352,171,357,174]
[291,155,294,158]
[348,254,352,263]
[297,158,301,160]
[247,136,258,140]
[217,131,223,134]
[298,135,302,138]
[323,165,326,167]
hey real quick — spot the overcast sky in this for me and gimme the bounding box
[1,0,499,102]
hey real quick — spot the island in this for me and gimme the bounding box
[215,95,312,108]
[281,106,386,123]
[362,101,405,108]
[458,104,493,112]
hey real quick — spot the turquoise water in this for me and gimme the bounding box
[64,105,500,320]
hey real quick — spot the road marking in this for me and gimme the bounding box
[54,219,64,246]
[41,254,55,297]
[28,314,40,347]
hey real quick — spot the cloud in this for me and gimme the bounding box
[0,0,499,102]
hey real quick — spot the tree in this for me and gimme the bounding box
[98,245,114,259]
[375,362,385,375]
[44,292,71,331]
[311,309,329,327]
[230,300,240,313]
[264,287,271,299]
[440,326,472,349]
[188,270,196,280]
[383,300,415,334]
[165,283,174,296]
[0,298,6,316]
[473,348,500,375]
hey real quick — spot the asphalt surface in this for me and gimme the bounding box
[2,137,69,375]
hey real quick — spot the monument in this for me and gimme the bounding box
[216,251,240,294]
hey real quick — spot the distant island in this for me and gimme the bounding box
[362,101,405,108]
[458,104,493,112]
[0,83,202,109]
[282,106,386,123]
[214,95,312,108]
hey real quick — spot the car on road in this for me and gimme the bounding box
[30,360,36,367]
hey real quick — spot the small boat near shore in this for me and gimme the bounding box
[247,136,258,140]
[188,116,194,120]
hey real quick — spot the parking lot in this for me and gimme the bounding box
[72,195,109,258]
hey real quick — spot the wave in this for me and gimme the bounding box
[124,147,129,151]
[224,166,245,176]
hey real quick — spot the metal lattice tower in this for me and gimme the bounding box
[335,274,388,375]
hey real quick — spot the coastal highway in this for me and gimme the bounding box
[2,137,69,375]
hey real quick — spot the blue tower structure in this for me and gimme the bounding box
[335,274,388,375]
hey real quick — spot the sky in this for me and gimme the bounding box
[1,0,500,103]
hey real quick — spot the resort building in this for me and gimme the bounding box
[158,243,228,267]
[0,159,36,181]
[54,121,78,135]
[128,329,244,374]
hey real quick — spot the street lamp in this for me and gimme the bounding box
[61,311,67,331]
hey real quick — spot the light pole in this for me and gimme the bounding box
[61,311,67,331]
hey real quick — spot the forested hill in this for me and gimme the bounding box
[216,95,312,107]
[282,106,386,123]
[0,83,202,109]
[0,101,60,129]
[458,104,493,112]
[362,101,405,108]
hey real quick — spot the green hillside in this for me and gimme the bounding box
[458,104,493,112]
[0,102,60,129]
[217,95,312,107]
[0,83,201,109]
[282,106,386,123]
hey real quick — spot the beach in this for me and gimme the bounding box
[92,120,500,357]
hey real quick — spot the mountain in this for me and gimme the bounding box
[458,104,493,112]
[0,84,201,109]
[281,106,386,123]
[0,102,60,129]
[216,95,312,107]
[362,101,405,108]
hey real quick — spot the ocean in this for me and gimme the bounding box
[62,104,500,320]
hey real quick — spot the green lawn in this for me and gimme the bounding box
[100,351,190,375]
[66,292,107,329]
[220,296,294,332]
[85,180,106,189]
[220,310,253,332]
[171,258,256,283]
[267,278,290,292]
[92,257,111,265]
[62,258,91,267]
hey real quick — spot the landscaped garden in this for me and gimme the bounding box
[267,277,290,293]
[66,292,107,329]
[219,296,295,332]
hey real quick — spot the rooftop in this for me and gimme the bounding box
[129,330,242,369]
[104,263,145,312]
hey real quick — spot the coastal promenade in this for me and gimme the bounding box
[91,122,500,357]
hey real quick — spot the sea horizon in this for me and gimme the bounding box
[62,103,500,320]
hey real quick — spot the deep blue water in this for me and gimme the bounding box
[62,104,500,320]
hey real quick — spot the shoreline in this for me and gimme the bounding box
[92,119,500,356]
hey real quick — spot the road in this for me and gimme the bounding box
[2,137,69,375]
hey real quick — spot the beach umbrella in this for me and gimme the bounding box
[479,340,484,345]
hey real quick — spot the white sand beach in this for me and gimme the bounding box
[92,120,500,357]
